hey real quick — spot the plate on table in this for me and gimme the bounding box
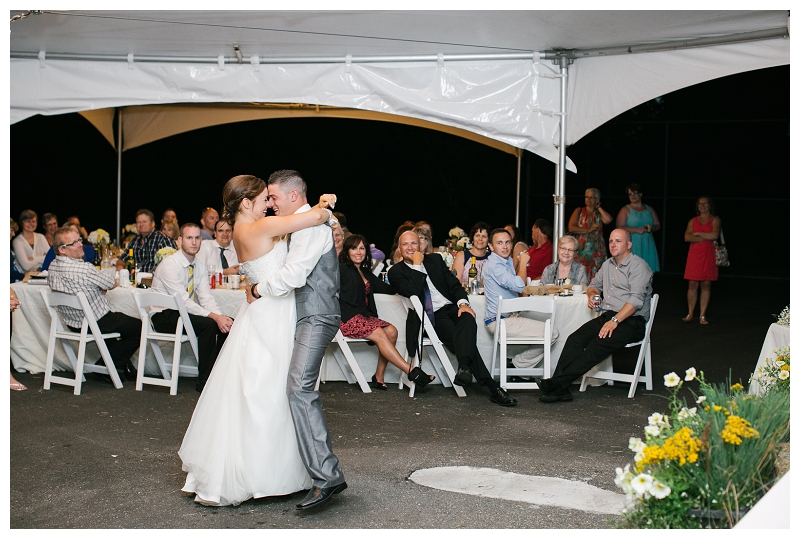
[28,278,49,285]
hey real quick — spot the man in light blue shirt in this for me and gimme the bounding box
[483,228,555,368]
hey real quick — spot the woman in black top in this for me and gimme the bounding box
[339,234,433,390]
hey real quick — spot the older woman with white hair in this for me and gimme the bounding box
[568,187,613,280]
[540,235,589,286]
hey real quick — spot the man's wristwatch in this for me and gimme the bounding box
[460,302,471,309]
[611,316,620,324]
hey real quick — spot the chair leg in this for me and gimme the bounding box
[628,344,647,399]
[135,338,148,392]
[644,343,653,390]
[337,338,371,394]
[74,339,88,396]
[170,339,182,396]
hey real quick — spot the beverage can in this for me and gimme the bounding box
[592,294,602,312]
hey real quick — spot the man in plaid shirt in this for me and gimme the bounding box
[48,227,142,382]
[116,209,176,273]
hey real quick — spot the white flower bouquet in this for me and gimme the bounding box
[750,346,790,394]
[774,305,789,327]
[447,226,469,252]
[87,228,110,245]
[154,247,177,267]
[436,250,454,268]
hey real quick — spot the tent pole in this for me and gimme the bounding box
[116,108,122,246]
[554,56,569,262]
[515,153,522,226]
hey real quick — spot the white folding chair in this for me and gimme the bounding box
[489,295,558,390]
[371,260,385,277]
[580,294,659,398]
[131,289,199,395]
[398,295,466,398]
[41,290,124,395]
[317,330,372,393]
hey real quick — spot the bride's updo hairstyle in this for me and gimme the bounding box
[222,175,266,224]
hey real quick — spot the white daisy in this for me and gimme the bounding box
[649,480,672,500]
[631,473,653,495]
[696,396,707,404]
[647,413,664,426]
[629,437,646,453]
[644,425,661,437]
[685,367,697,381]
[779,370,790,380]
[664,372,681,387]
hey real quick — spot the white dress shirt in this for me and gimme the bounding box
[197,238,239,270]
[150,250,222,317]
[259,204,332,297]
[403,260,468,312]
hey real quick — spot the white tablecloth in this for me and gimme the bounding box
[748,323,790,396]
[11,282,596,385]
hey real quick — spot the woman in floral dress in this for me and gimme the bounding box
[338,234,434,390]
[568,188,613,280]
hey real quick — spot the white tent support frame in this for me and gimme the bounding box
[10,13,789,245]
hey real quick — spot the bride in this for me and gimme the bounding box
[179,174,336,506]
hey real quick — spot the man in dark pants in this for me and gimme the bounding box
[388,230,517,407]
[537,228,653,403]
[47,227,142,382]
[150,223,234,392]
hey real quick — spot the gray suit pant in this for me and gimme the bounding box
[287,314,345,488]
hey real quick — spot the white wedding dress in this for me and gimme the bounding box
[178,241,312,506]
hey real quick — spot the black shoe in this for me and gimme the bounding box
[453,367,473,386]
[538,386,573,403]
[408,367,434,387]
[370,374,388,390]
[296,482,348,510]
[121,363,137,382]
[490,387,517,407]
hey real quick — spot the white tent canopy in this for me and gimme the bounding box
[9,10,790,239]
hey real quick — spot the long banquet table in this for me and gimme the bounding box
[11,281,597,386]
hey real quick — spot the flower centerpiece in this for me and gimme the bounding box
[87,228,111,246]
[615,368,790,529]
[448,226,469,252]
[774,305,789,327]
[435,249,454,269]
[154,247,177,267]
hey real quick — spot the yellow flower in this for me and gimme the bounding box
[713,405,723,412]
[721,415,759,445]
[635,427,702,471]
[730,383,744,391]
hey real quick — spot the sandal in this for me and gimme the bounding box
[681,315,693,322]
[10,382,27,391]
[408,367,435,387]
[699,316,709,325]
[370,374,388,390]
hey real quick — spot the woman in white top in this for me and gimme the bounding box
[11,210,49,271]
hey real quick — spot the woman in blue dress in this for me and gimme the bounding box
[616,183,660,272]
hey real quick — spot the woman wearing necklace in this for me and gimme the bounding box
[683,196,720,325]
[451,221,491,285]
[616,183,660,272]
[540,235,588,286]
[11,209,49,272]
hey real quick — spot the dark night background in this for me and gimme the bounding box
[10,65,788,279]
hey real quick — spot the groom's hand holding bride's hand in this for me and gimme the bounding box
[318,194,337,209]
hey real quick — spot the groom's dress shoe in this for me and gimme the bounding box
[296,482,348,510]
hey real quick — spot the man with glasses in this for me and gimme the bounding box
[484,228,556,370]
[47,227,141,382]
[526,219,553,281]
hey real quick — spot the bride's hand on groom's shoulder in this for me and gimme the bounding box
[318,194,337,209]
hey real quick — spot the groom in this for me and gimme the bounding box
[248,169,347,510]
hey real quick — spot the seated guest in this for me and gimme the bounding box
[414,226,434,255]
[535,229,653,403]
[388,231,516,406]
[333,212,352,240]
[483,228,555,368]
[41,223,95,270]
[161,208,178,227]
[338,234,434,389]
[10,287,27,390]
[65,215,89,240]
[10,220,36,283]
[504,224,529,272]
[196,219,239,276]
[332,226,344,257]
[160,219,180,242]
[451,222,491,285]
[199,207,219,241]
[388,221,416,266]
[526,219,553,281]
[42,213,59,246]
[11,210,49,272]
[541,235,589,286]
[117,209,176,274]
[151,223,234,393]
[415,221,433,242]
[47,226,141,382]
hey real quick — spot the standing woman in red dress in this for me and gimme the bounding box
[338,234,434,389]
[683,196,720,325]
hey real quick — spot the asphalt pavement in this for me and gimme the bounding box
[9,274,787,529]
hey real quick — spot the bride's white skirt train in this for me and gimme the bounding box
[178,292,312,506]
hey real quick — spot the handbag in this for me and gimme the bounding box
[714,229,730,267]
